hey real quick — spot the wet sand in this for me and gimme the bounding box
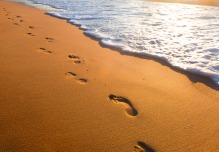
[0,1,219,151]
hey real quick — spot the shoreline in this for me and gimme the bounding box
[85,32,219,91]
[1,1,219,151]
[44,8,219,91]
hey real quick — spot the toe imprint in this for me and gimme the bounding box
[108,94,138,117]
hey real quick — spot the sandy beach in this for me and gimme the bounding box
[0,1,219,151]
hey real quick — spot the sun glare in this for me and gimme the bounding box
[146,0,219,6]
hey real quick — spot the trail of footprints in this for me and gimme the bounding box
[2,8,54,45]
[3,9,26,27]
[66,55,87,84]
[36,36,55,53]
[12,15,23,26]
[2,7,57,55]
[1,6,154,151]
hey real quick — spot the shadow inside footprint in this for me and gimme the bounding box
[37,48,52,54]
[29,26,34,29]
[68,55,79,59]
[68,55,84,64]
[13,23,20,26]
[27,32,34,36]
[108,94,138,116]
[134,142,155,152]
[40,48,46,51]
[65,72,77,78]
[45,37,54,42]
[74,60,81,64]
[78,78,88,84]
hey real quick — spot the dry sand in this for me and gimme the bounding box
[0,1,219,151]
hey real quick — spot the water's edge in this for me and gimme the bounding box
[47,11,219,90]
[12,0,219,90]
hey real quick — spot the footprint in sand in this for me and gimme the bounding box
[29,26,34,29]
[37,48,52,54]
[108,94,138,117]
[68,55,84,64]
[133,142,155,152]
[45,37,54,42]
[16,15,21,18]
[13,23,20,26]
[68,55,79,59]
[19,19,24,22]
[26,32,35,36]
[65,72,77,78]
[7,17,11,20]
[65,72,88,84]
[78,78,88,84]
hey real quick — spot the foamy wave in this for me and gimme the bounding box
[14,0,219,86]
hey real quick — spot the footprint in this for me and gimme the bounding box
[29,26,34,29]
[37,48,52,54]
[65,72,77,78]
[108,94,138,116]
[74,60,82,64]
[39,48,46,51]
[65,72,87,84]
[78,78,88,84]
[26,32,35,36]
[133,142,155,152]
[19,20,24,22]
[68,55,84,64]
[13,23,20,26]
[16,15,21,18]
[45,37,54,42]
[68,55,79,59]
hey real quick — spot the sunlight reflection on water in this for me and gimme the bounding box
[16,0,219,85]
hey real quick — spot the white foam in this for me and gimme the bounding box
[14,0,219,86]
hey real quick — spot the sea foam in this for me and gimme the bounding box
[15,0,219,86]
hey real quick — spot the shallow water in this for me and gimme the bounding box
[15,0,219,85]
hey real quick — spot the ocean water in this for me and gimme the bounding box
[15,0,219,85]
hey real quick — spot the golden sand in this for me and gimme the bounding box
[0,1,219,151]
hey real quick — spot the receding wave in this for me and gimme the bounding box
[15,0,219,86]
